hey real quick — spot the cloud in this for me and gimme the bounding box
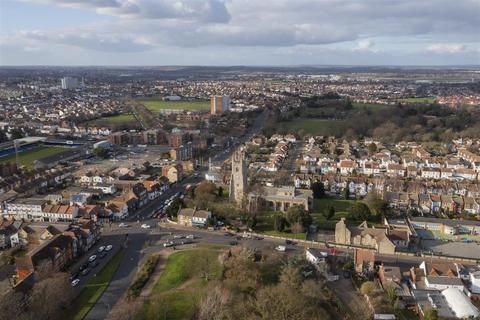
[426,43,467,54]
[23,0,231,23]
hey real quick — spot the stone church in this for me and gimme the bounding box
[229,149,247,205]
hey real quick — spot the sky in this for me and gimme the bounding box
[0,0,479,66]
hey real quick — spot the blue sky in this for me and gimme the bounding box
[0,0,479,66]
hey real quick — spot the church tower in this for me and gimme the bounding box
[230,149,247,205]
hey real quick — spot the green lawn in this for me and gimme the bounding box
[137,99,210,112]
[263,230,307,240]
[68,249,126,320]
[312,197,357,230]
[0,146,67,168]
[398,97,436,104]
[84,113,137,126]
[280,119,345,136]
[352,102,391,110]
[143,246,224,320]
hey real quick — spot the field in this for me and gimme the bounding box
[142,246,224,320]
[312,197,357,230]
[280,119,345,136]
[352,102,391,110]
[84,114,137,126]
[0,146,67,168]
[397,97,436,104]
[137,99,210,112]
[68,249,126,320]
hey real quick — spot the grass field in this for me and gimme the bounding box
[84,114,137,126]
[142,246,224,320]
[263,230,307,240]
[312,197,357,230]
[398,97,436,104]
[69,249,126,320]
[0,146,67,168]
[138,99,210,112]
[280,119,345,136]
[352,102,391,110]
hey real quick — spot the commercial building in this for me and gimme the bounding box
[210,95,230,115]
[170,145,193,161]
[61,77,79,90]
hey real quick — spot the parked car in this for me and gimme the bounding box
[97,246,105,253]
[141,224,151,229]
[343,271,351,279]
[79,263,89,272]
[119,223,129,228]
[70,272,79,281]
[224,232,233,236]
[90,260,99,268]
[186,234,195,239]
[88,255,97,262]
[181,239,193,245]
[99,251,107,259]
[173,234,185,239]
[81,268,91,276]
[229,241,238,246]
[105,245,113,251]
[275,245,286,252]
[163,241,174,247]
[71,279,80,287]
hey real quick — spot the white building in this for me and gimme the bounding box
[470,271,480,294]
[441,288,479,319]
[61,77,79,90]
[5,199,46,220]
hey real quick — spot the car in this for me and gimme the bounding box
[105,245,113,251]
[90,260,99,268]
[141,224,151,229]
[81,268,91,276]
[235,236,242,240]
[163,241,174,247]
[173,234,185,239]
[181,239,193,245]
[97,246,105,253]
[71,279,80,287]
[79,263,89,272]
[88,255,97,262]
[70,272,79,281]
[186,234,195,239]
[229,241,238,246]
[119,223,129,228]
[99,251,107,259]
[255,236,264,240]
[343,271,351,279]
[224,232,233,236]
[275,245,286,252]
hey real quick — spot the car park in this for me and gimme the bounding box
[88,255,97,262]
[97,246,105,253]
[105,245,113,251]
[71,279,80,287]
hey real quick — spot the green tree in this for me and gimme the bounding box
[285,205,312,228]
[311,182,325,199]
[424,307,439,320]
[326,206,335,220]
[343,187,350,200]
[367,143,377,155]
[92,147,109,159]
[365,192,389,219]
[166,198,183,218]
[218,186,224,198]
[194,181,218,209]
[350,202,371,221]
[274,215,286,232]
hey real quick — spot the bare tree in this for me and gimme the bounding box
[107,299,143,320]
[198,285,233,320]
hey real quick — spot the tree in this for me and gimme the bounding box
[218,186,224,198]
[194,181,217,208]
[424,307,439,320]
[166,198,183,218]
[285,205,312,229]
[92,147,109,159]
[350,202,371,221]
[198,285,233,320]
[365,192,389,219]
[360,281,376,296]
[311,182,325,199]
[386,285,398,307]
[323,206,335,220]
[367,143,377,155]
[274,215,286,232]
[343,187,350,199]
